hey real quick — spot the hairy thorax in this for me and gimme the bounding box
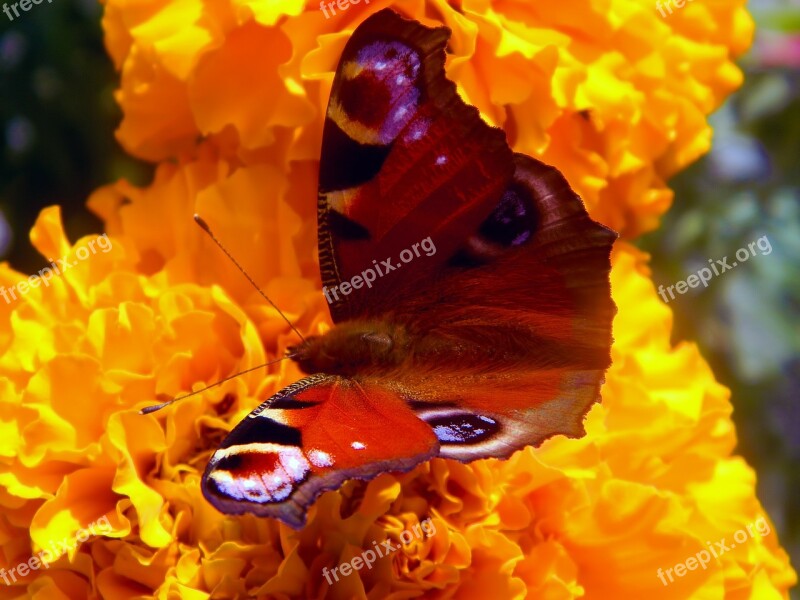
[287,318,525,382]
[288,320,410,377]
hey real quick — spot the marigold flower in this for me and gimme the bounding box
[104,0,753,236]
[0,1,794,599]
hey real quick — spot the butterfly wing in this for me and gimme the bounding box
[372,152,617,461]
[318,8,513,322]
[317,9,616,457]
[202,374,439,528]
[203,10,616,529]
[319,10,616,452]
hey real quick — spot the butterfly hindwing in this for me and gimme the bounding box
[202,375,439,528]
[380,153,617,460]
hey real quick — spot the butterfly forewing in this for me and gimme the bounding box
[318,9,513,322]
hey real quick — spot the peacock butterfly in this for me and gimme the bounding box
[199,9,616,529]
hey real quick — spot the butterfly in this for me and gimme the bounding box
[200,8,617,529]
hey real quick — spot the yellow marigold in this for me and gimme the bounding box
[0,1,794,599]
[0,198,795,596]
[102,0,752,236]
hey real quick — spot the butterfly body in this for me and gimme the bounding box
[201,9,616,529]
[289,321,405,377]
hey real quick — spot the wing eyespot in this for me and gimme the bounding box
[448,182,538,268]
[415,407,501,445]
[478,183,538,248]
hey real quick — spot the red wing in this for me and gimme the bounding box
[318,9,513,322]
[316,10,615,470]
[383,154,617,460]
[201,374,438,529]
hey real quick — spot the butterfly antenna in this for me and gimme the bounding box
[139,353,297,415]
[193,214,306,344]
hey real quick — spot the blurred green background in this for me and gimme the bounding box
[638,1,800,586]
[0,0,151,273]
[1,0,797,592]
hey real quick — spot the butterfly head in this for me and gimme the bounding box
[288,321,405,376]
